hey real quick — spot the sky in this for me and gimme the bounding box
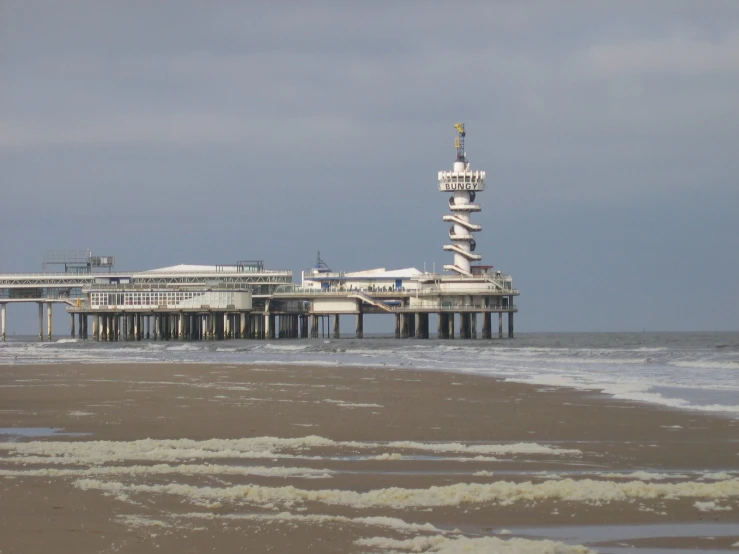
[1,1,738,333]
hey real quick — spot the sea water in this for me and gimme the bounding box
[1,332,737,417]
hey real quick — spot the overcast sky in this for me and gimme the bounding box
[1,1,738,333]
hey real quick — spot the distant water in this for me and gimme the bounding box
[1,332,738,417]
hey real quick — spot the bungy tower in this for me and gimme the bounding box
[439,123,485,277]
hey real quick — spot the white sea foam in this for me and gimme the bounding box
[672,360,739,370]
[382,441,580,456]
[116,514,169,528]
[694,500,733,512]
[68,411,94,417]
[700,472,736,481]
[263,344,309,351]
[182,510,440,533]
[323,399,384,408]
[0,436,577,464]
[0,463,332,479]
[73,477,739,510]
[599,471,689,481]
[355,535,593,553]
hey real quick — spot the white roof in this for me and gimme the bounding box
[143,264,224,273]
[344,267,422,279]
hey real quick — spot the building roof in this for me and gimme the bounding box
[143,264,224,273]
[344,267,423,279]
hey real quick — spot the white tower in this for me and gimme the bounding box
[438,123,485,276]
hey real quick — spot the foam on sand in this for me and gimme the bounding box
[355,535,593,553]
[73,477,739,510]
[694,500,733,512]
[0,463,332,479]
[182,511,441,534]
[0,435,579,464]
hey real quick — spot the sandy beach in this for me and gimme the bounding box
[1,362,737,553]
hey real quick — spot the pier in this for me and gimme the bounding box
[0,258,517,342]
[0,124,519,341]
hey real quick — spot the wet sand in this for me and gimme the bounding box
[0,362,737,553]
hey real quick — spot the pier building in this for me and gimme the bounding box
[0,124,519,342]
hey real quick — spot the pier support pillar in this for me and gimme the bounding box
[416,313,428,339]
[471,314,477,339]
[240,313,246,339]
[70,314,76,338]
[1,303,6,342]
[508,312,514,338]
[310,315,318,339]
[437,313,446,339]
[498,312,503,338]
[447,313,455,339]
[46,303,52,342]
[460,313,469,339]
[482,312,491,339]
[93,314,99,341]
[178,313,184,340]
[82,315,88,340]
[266,314,274,340]
[394,314,401,339]
[400,313,409,339]
[407,313,415,338]
[355,311,363,339]
[333,314,340,339]
[37,302,43,341]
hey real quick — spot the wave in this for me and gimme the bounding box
[263,343,309,351]
[671,360,739,370]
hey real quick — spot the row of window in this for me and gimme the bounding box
[90,292,200,306]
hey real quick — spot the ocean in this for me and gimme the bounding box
[1,332,737,418]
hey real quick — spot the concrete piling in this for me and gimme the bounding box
[355,312,363,339]
[482,312,491,339]
[37,302,43,341]
[508,311,514,338]
[46,303,52,341]
[333,314,340,339]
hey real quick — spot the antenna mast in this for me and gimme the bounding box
[453,122,466,162]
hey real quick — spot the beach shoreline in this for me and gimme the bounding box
[1,362,737,553]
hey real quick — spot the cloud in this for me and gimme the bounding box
[586,32,739,75]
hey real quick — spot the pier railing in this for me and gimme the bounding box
[276,286,519,296]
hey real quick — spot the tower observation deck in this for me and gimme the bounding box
[439,123,486,277]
